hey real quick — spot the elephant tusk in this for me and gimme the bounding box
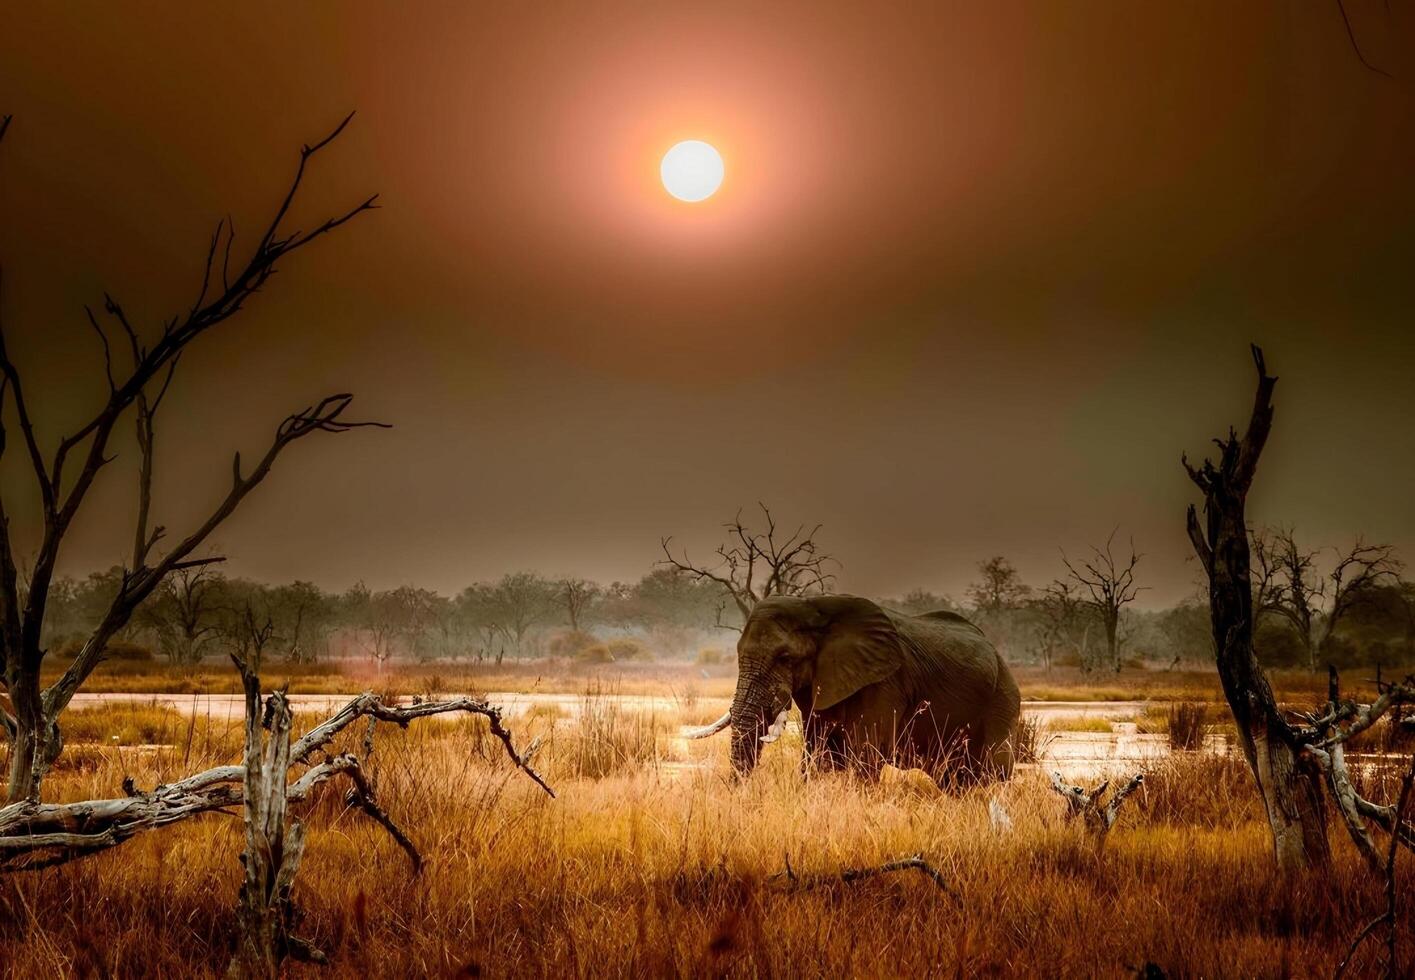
[683,711,731,739]
[759,708,790,744]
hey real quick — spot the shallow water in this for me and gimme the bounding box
[67,690,1193,776]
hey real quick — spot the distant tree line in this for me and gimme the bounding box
[40,565,729,669]
[40,513,1412,672]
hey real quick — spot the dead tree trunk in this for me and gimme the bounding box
[226,659,323,978]
[1183,346,1331,872]
[0,113,383,803]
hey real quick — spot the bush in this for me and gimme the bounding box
[606,637,651,662]
[695,647,735,666]
[548,630,597,658]
[103,641,156,662]
[570,636,654,664]
[1167,702,1209,751]
[574,643,615,665]
[1012,715,1050,764]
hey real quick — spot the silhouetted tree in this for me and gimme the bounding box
[1253,525,1401,670]
[269,580,335,664]
[965,557,1031,617]
[1033,580,1084,671]
[558,577,601,632]
[140,565,227,666]
[0,114,382,801]
[660,503,837,622]
[1063,532,1144,672]
[1184,346,1415,874]
[485,572,556,656]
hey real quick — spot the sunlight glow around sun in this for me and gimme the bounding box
[660,140,724,202]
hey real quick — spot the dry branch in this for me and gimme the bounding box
[1049,770,1144,847]
[660,503,837,621]
[772,853,962,905]
[1,113,383,802]
[0,689,551,872]
[1184,346,1415,875]
[1334,755,1415,980]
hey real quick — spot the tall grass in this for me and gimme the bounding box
[3,692,1407,978]
[6,670,1415,977]
[558,681,665,779]
[1166,702,1209,751]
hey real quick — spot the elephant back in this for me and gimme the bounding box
[890,609,1004,718]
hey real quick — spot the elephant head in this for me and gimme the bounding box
[688,594,904,775]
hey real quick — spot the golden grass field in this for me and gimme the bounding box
[2,665,1411,978]
[39,657,1339,704]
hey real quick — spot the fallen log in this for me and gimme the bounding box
[0,688,551,872]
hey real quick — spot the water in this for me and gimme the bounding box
[67,691,1192,774]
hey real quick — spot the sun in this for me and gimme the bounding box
[660,140,724,202]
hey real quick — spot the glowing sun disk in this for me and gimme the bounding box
[660,140,724,202]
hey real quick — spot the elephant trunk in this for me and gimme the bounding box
[728,668,791,776]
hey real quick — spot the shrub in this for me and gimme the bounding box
[606,637,651,662]
[548,630,597,658]
[573,643,615,665]
[695,647,735,666]
[1167,702,1209,751]
[1012,715,1050,764]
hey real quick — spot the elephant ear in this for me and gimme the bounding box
[809,596,905,711]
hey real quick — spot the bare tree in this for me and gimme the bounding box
[1033,580,1084,672]
[1253,525,1402,669]
[1062,531,1144,672]
[660,503,837,622]
[343,583,400,674]
[558,576,601,632]
[0,114,385,802]
[965,556,1031,617]
[1184,346,1415,874]
[140,564,226,665]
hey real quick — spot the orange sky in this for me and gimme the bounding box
[2,2,1413,604]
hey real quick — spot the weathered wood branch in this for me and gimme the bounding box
[227,659,311,978]
[1333,756,1415,980]
[1182,345,1335,873]
[0,689,550,872]
[772,853,962,905]
[292,692,553,798]
[1,114,382,803]
[1050,770,1145,847]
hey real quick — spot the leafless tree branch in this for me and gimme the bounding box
[659,503,837,622]
[0,113,383,801]
[0,686,550,872]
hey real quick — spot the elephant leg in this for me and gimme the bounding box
[968,699,1019,782]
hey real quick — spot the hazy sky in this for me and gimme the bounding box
[2,2,1413,606]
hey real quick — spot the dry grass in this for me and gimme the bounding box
[3,690,1411,979]
[41,658,741,699]
[1050,716,1116,733]
[5,660,1413,976]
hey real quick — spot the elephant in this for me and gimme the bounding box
[688,594,1020,783]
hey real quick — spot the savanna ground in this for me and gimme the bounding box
[2,660,1412,978]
